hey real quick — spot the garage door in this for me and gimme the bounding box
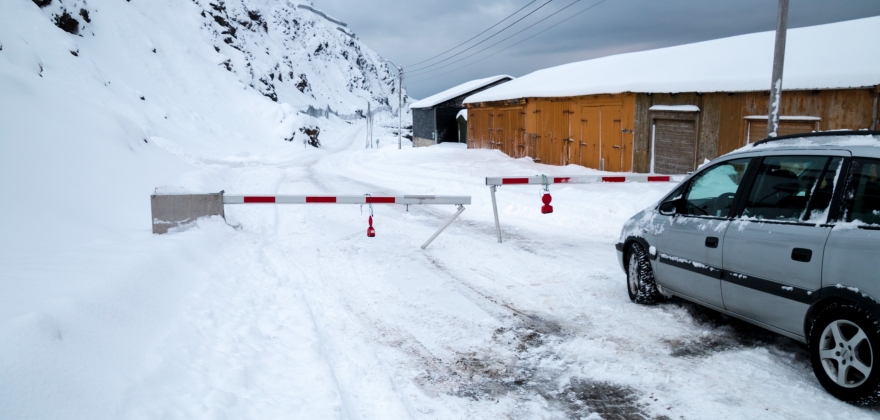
[654,119,697,174]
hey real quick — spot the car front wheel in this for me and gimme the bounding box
[626,243,663,305]
[810,302,880,404]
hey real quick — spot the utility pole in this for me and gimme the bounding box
[367,101,372,148]
[766,0,790,138]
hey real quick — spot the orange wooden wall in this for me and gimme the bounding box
[468,94,636,171]
[471,87,877,173]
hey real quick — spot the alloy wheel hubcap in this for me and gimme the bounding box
[819,319,873,388]
[628,253,640,295]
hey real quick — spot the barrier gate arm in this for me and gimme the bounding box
[485,175,686,243]
[223,195,470,205]
[223,194,471,249]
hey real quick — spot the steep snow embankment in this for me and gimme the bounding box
[0,0,405,418]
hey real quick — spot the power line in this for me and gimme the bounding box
[408,0,585,78]
[405,0,539,68]
[407,0,555,73]
[408,0,608,84]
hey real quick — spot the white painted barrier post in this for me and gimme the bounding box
[484,175,686,243]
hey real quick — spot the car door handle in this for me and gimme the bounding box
[792,248,813,263]
[705,237,719,248]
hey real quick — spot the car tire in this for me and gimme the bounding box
[626,243,664,305]
[809,302,880,404]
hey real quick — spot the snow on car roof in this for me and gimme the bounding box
[464,16,880,104]
[411,75,513,109]
[726,132,880,158]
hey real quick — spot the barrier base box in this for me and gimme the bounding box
[151,193,225,234]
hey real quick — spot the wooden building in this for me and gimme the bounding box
[464,17,880,173]
[411,75,512,147]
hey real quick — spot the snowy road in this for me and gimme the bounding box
[112,124,880,420]
[5,121,879,420]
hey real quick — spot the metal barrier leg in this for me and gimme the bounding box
[421,205,466,250]
[490,185,502,243]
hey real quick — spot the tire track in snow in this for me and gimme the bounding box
[266,128,665,418]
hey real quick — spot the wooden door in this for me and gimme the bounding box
[495,111,508,152]
[600,106,623,171]
[502,107,524,157]
[510,108,526,158]
[579,107,601,169]
[468,109,489,149]
[654,119,697,174]
[488,113,496,150]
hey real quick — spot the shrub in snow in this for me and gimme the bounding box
[296,73,310,93]
[300,126,320,148]
[78,8,90,23]
[54,11,79,35]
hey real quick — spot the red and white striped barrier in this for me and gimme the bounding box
[485,174,685,243]
[223,195,470,205]
[224,194,470,249]
[484,175,684,186]
[151,192,470,249]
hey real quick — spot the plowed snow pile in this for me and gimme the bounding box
[2,1,879,419]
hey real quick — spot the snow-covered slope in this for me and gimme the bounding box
[0,2,407,416]
[27,0,406,109]
[0,0,408,250]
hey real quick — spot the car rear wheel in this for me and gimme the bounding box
[626,243,663,305]
[810,302,880,404]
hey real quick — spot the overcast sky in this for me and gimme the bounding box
[316,0,880,99]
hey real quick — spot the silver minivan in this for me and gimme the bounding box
[616,131,880,403]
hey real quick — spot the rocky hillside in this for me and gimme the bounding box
[28,0,406,115]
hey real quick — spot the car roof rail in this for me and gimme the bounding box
[752,130,880,146]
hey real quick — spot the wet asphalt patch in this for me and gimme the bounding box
[661,297,807,362]
[414,313,664,419]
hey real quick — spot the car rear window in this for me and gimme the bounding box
[847,158,880,226]
[742,156,842,222]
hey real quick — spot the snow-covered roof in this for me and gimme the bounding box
[411,75,513,109]
[649,105,699,112]
[465,17,880,104]
[457,109,467,120]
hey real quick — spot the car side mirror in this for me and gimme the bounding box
[659,198,683,216]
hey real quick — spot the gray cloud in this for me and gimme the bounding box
[315,0,880,99]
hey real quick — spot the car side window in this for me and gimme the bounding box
[741,156,840,222]
[682,158,751,217]
[845,158,880,226]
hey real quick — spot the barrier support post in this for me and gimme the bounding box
[490,185,502,243]
[421,205,466,250]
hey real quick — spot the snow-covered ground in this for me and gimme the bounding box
[4,115,880,418]
[4,0,880,418]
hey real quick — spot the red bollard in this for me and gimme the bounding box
[541,193,553,214]
[367,215,376,237]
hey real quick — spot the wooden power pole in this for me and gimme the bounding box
[767,0,790,138]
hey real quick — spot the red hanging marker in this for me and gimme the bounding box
[367,215,376,237]
[541,193,553,214]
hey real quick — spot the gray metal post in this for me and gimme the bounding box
[421,205,466,249]
[766,0,789,138]
[490,185,502,243]
[398,66,403,149]
[367,101,371,148]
